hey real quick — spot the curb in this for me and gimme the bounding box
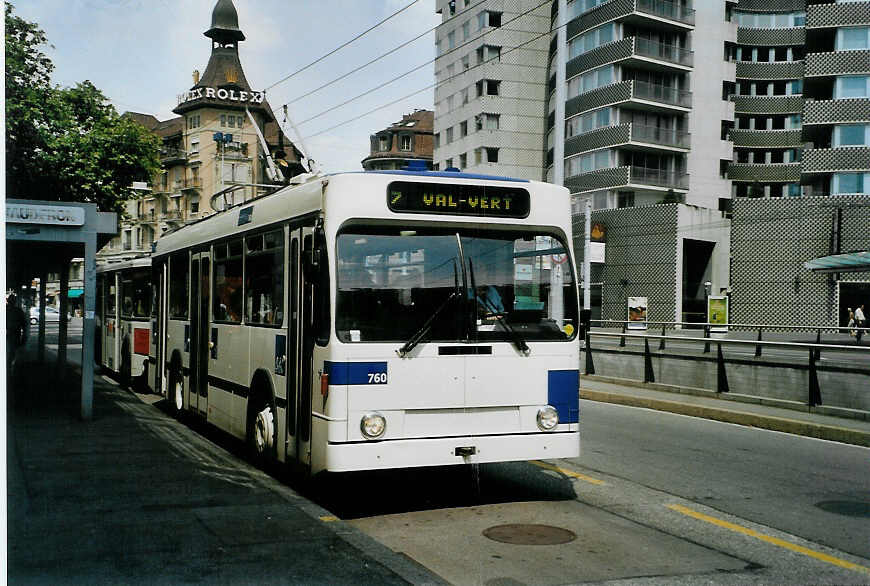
[580,388,870,448]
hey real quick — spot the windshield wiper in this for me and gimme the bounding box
[468,259,530,356]
[396,290,458,358]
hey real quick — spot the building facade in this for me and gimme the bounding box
[432,0,552,179]
[99,0,302,262]
[434,0,869,326]
[362,110,435,170]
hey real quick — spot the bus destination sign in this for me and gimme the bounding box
[387,181,530,218]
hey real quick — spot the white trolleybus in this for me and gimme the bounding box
[97,256,156,390]
[152,169,580,474]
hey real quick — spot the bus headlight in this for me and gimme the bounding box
[537,406,559,431]
[360,412,387,439]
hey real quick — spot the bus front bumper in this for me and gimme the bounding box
[323,430,579,472]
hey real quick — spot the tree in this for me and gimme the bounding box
[5,2,160,216]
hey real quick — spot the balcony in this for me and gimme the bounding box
[632,79,692,109]
[565,165,688,193]
[804,50,870,79]
[564,123,689,156]
[727,162,802,182]
[731,94,805,115]
[630,123,690,149]
[566,37,691,80]
[175,177,202,191]
[806,1,870,30]
[801,147,870,175]
[728,129,803,148]
[567,0,693,39]
[161,210,184,223]
[737,27,805,47]
[160,148,188,165]
[735,60,805,81]
[803,97,870,126]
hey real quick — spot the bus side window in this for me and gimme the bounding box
[303,231,330,346]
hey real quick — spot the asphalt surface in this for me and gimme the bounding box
[6,322,870,584]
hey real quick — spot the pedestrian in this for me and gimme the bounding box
[855,304,866,343]
[6,294,27,380]
[847,307,856,337]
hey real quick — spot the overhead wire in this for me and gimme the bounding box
[299,0,553,139]
[264,0,423,92]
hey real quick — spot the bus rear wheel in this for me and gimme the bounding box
[248,397,276,470]
[120,345,131,389]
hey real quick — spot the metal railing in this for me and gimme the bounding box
[636,0,695,25]
[634,38,694,67]
[632,80,693,108]
[630,123,690,148]
[581,320,870,408]
[629,166,689,189]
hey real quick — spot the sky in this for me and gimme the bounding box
[13,0,441,174]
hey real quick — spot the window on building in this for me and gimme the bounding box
[462,54,470,69]
[228,115,235,128]
[448,30,455,50]
[446,158,453,168]
[460,121,468,137]
[434,133,440,148]
[462,20,470,40]
[190,138,200,154]
[400,135,412,151]
[485,147,499,163]
[484,113,500,130]
[220,114,226,126]
[460,153,467,168]
[477,10,501,30]
[835,124,870,146]
[237,116,244,128]
[837,27,870,51]
[446,127,454,143]
[190,198,199,214]
[379,135,390,151]
[835,75,870,99]
[832,172,870,194]
[449,0,455,16]
[567,65,615,97]
[476,79,500,96]
[476,44,501,63]
[462,88,469,104]
[568,23,615,59]
[617,192,635,208]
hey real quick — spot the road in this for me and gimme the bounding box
[34,319,870,584]
[578,400,870,559]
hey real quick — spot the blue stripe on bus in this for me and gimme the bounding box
[548,369,580,424]
[324,361,388,385]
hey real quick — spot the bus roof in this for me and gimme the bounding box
[356,169,530,183]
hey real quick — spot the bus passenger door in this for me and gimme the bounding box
[284,233,300,465]
[286,228,313,468]
[189,253,210,417]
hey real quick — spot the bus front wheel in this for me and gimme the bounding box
[168,368,184,417]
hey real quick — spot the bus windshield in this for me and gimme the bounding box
[336,226,577,344]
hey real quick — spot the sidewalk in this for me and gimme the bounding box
[581,375,870,447]
[6,349,445,585]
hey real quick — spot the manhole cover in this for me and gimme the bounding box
[483,524,576,545]
[815,501,870,517]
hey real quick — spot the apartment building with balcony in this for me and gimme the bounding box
[552,0,735,322]
[432,0,552,179]
[98,0,302,263]
[728,0,870,326]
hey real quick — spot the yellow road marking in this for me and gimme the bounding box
[530,460,606,485]
[667,504,870,575]
[319,515,339,523]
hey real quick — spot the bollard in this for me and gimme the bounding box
[717,343,729,394]
[703,325,711,353]
[659,324,666,350]
[755,327,763,357]
[643,338,655,383]
[620,323,626,347]
[808,349,822,407]
[814,329,821,361]
[584,333,595,375]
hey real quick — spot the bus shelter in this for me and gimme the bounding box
[5,199,118,419]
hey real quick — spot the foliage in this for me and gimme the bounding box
[5,2,160,216]
[657,189,684,205]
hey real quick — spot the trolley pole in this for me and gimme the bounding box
[583,197,591,310]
